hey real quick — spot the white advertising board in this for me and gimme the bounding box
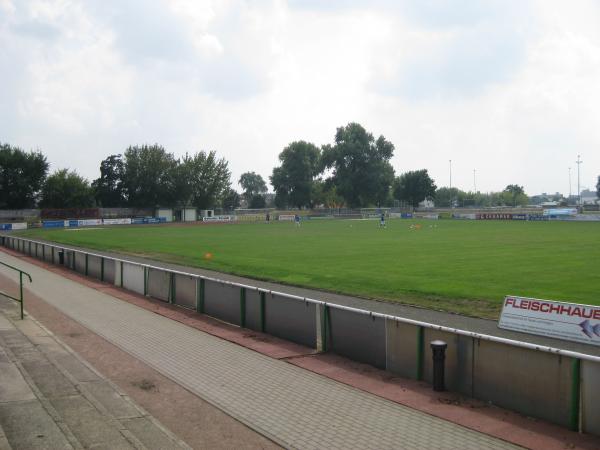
[78,219,103,226]
[499,295,600,346]
[278,215,295,221]
[103,218,132,225]
[10,223,27,230]
[202,215,235,222]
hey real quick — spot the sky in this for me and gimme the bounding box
[1,0,599,196]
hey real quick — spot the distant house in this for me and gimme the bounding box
[580,189,599,205]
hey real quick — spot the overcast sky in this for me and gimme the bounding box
[1,0,599,195]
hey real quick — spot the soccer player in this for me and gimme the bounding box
[379,213,386,228]
[295,214,301,227]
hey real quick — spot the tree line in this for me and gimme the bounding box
[3,122,578,210]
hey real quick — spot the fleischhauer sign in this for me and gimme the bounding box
[499,295,600,346]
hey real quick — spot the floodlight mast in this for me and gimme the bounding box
[576,155,582,207]
[568,167,571,199]
[449,159,452,207]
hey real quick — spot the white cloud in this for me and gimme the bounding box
[0,0,599,194]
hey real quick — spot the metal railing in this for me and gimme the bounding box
[0,260,32,319]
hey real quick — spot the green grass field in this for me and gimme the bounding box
[17,219,600,318]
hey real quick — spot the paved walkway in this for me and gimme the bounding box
[0,295,189,449]
[0,252,520,449]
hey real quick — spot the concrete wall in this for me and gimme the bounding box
[174,274,196,309]
[386,320,420,380]
[328,308,386,369]
[265,293,316,348]
[204,280,241,326]
[147,268,170,302]
[581,360,600,435]
[473,339,572,428]
[122,263,144,295]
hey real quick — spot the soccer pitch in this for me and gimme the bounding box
[17,219,600,318]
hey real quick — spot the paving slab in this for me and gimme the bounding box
[0,287,190,450]
[0,400,74,450]
[0,251,520,450]
[0,360,35,403]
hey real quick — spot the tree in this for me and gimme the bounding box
[321,123,395,207]
[596,175,600,199]
[249,194,266,208]
[393,169,436,208]
[433,187,462,207]
[0,143,48,208]
[92,154,126,207]
[39,169,95,208]
[502,184,528,207]
[176,151,231,209]
[222,188,241,211]
[270,141,321,209]
[122,144,178,207]
[239,172,267,205]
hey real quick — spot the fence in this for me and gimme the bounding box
[1,234,600,436]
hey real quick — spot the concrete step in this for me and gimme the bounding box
[0,300,189,450]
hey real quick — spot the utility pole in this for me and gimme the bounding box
[449,159,453,208]
[568,167,572,199]
[473,169,477,193]
[576,155,582,207]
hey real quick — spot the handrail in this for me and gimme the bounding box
[3,234,600,362]
[0,259,32,319]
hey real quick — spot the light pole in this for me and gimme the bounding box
[576,155,582,207]
[449,160,453,208]
[568,167,572,200]
[473,169,476,193]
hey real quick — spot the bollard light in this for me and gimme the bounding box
[430,340,447,392]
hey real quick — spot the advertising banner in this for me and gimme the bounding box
[103,218,132,225]
[202,215,234,222]
[512,214,527,220]
[499,295,600,346]
[527,214,549,221]
[78,219,102,226]
[477,213,513,220]
[543,208,577,217]
[0,224,11,230]
[43,220,64,228]
[11,223,27,230]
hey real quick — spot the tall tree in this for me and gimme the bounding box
[39,169,95,208]
[502,184,528,207]
[222,188,241,211]
[176,151,231,209]
[92,154,126,207]
[239,172,267,205]
[596,175,600,199]
[393,169,436,208]
[0,143,48,208]
[122,144,178,207]
[321,123,395,207]
[270,141,321,209]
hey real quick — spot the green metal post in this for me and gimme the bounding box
[197,279,205,313]
[260,292,266,332]
[570,358,581,432]
[416,326,424,381]
[85,254,89,276]
[143,267,148,296]
[240,287,246,328]
[42,245,45,261]
[169,273,175,304]
[51,247,55,264]
[321,304,329,352]
[19,272,23,320]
